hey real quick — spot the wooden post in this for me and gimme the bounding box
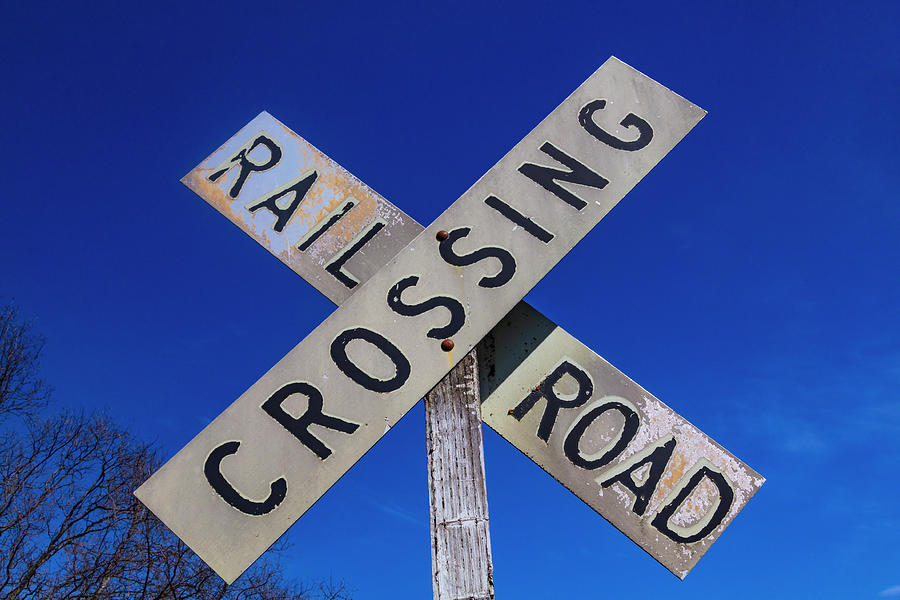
[425,347,494,600]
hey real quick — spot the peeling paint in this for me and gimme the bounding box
[181,111,420,306]
[479,302,764,578]
[171,66,748,583]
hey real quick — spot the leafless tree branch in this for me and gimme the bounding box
[0,303,351,600]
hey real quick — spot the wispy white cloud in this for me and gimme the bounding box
[724,347,900,459]
[879,585,900,597]
[781,428,829,455]
[373,501,423,527]
[350,482,427,529]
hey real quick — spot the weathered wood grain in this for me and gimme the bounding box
[425,349,494,600]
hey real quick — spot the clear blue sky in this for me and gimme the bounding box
[2,1,898,597]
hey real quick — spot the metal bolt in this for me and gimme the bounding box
[440,339,455,352]
[436,230,449,242]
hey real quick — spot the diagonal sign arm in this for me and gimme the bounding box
[137,57,722,583]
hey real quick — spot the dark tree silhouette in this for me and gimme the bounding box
[0,305,50,419]
[0,304,351,600]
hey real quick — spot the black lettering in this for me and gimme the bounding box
[438,227,516,289]
[511,360,592,442]
[331,327,411,393]
[261,382,359,459]
[325,220,386,289]
[651,464,735,543]
[387,275,465,340]
[600,436,676,515]
[484,195,554,243]
[579,99,653,151]
[204,440,286,516]
[298,198,355,252]
[563,400,639,470]
[208,134,283,198]
[247,170,318,233]
[517,142,609,210]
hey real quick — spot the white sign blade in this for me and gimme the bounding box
[137,56,704,583]
[478,303,764,578]
[181,111,421,305]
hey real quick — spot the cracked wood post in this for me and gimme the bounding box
[425,347,494,600]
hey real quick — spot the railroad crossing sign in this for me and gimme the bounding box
[136,57,763,584]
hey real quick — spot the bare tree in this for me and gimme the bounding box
[0,304,350,600]
[0,304,49,419]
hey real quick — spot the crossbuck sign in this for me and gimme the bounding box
[136,58,763,584]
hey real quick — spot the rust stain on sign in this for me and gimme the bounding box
[479,302,764,579]
[181,112,420,305]
[171,67,761,581]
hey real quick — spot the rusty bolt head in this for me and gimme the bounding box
[436,230,450,242]
[440,339,455,352]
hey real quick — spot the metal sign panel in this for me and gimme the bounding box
[478,303,764,578]
[177,100,762,577]
[181,111,421,305]
[136,57,704,583]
